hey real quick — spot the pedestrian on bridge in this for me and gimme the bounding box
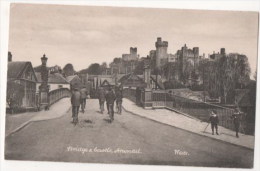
[71,87,81,125]
[97,87,106,114]
[208,109,219,135]
[80,86,88,113]
[115,87,123,114]
[231,108,243,138]
[105,87,116,122]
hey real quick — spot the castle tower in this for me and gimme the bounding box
[155,37,168,68]
[193,47,199,58]
[220,48,226,55]
[130,47,137,55]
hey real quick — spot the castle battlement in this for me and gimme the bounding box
[156,41,168,48]
[130,47,137,55]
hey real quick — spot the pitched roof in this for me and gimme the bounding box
[101,78,115,86]
[8,61,37,82]
[66,75,80,82]
[35,72,69,84]
[8,62,29,78]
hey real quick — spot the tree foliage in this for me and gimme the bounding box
[134,60,144,75]
[63,63,75,77]
[205,54,251,104]
[87,63,102,75]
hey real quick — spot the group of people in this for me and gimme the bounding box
[70,85,123,125]
[70,86,88,125]
[208,108,244,138]
[97,86,123,122]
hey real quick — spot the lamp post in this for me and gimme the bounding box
[39,54,49,109]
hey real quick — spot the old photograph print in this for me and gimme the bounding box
[5,3,258,168]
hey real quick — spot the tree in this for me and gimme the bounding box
[134,60,144,75]
[87,63,101,75]
[162,62,178,81]
[206,53,251,104]
[232,54,251,88]
[182,59,194,85]
[63,63,75,77]
[113,58,122,64]
[100,62,108,74]
[222,57,235,104]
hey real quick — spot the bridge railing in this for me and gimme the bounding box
[123,87,136,103]
[123,87,245,133]
[48,88,71,106]
[152,91,244,132]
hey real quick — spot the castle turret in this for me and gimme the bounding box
[155,37,168,68]
[220,48,226,55]
[130,47,137,55]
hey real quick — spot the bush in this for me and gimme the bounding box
[164,80,186,89]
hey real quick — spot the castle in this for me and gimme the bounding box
[122,47,138,61]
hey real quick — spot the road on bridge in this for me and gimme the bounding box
[5,99,254,168]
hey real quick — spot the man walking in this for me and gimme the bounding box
[115,87,123,114]
[71,87,81,125]
[80,86,88,113]
[231,108,242,138]
[208,109,219,135]
[105,87,116,122]
[97,87,106,114]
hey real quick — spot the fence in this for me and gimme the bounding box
[152,91,239,131]
[48,88,71,106]
[123,87,245,133]
[123,87,137,103]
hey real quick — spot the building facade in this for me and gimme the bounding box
[7,61,38,108]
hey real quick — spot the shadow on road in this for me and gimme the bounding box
[103,118,112,123]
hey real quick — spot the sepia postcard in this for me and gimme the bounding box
[2,2,259,170]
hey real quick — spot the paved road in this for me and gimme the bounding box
[5,99,254,168]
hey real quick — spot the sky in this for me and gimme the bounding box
[8,3,259,74]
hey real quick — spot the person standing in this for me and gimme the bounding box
[80,86,88,113]
[115,87,123,114]
[97,87,106,114]
[71,87,81,125]
[231,108,242,138]
[208,109,219,135]
[105,87,116,122]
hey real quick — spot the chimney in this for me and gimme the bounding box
[8,51,12,62]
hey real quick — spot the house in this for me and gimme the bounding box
[66,75,83,89]
[7,61,38,109]
[35,72,70,93]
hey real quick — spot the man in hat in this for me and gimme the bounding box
[71,87,81,125]
[105,87,116,122]
[208,109,219,135]
[231,108,242,138]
